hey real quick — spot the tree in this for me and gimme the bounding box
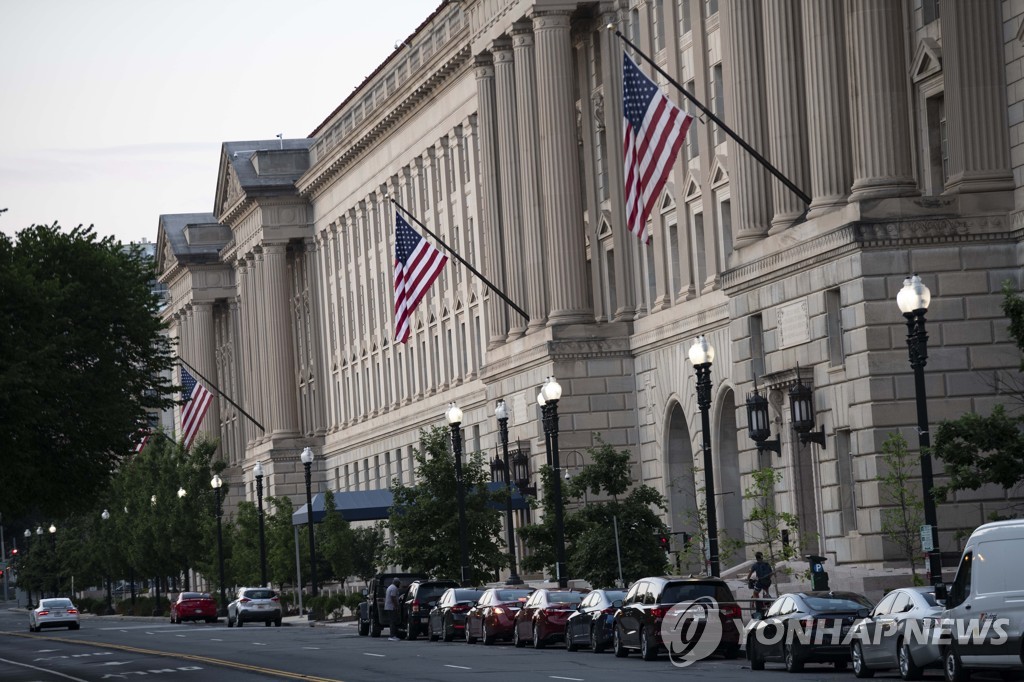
[932,282,1024,498]
[351,524,385,582]
[0,224,176,519]
[229,502,261,587]
[877,432,925,582]
[385,427,506,583]
[744,467,800,595]
[318,490,355,583]
[265,496,302,589]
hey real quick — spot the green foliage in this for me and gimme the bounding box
[877,432,925,580]
[518,437,670,587]
[266,496,303,588]
[744,467,800,593]
[385,426,507,583]
[351,524,386,582]
[0,224,177,518]
[228,502,261,587]
[933,282,1024,499]
[318,490,355,583]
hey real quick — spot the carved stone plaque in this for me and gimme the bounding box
[777,298,811,349]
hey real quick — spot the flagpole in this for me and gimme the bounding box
[389,197,530,323]
[177,357,266,433]
[610,26,811,207]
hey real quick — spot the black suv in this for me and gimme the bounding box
[613,576,742,661]
[358,572,428,637]
[402,579,460,640]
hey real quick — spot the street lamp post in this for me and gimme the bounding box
[48,524,57,596]
[101,510,115,614]
[23,529,32,608]
[495,399,523,585]
[539,377,568,588]
[897,274,943,584]
[254,462,268,587]
[300,447,319,603]
[211,475,228,616]
[446,403,472,586]
[689,336,720,578]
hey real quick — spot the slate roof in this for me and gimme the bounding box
[222,139,313,194]
[157,212,225,265]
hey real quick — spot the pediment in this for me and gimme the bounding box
[710,156,729,187]
[214,149,246,222]
[684,172,701,201]
[911,38,942,83]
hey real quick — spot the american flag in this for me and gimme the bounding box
[180,367,213,449]
[132,431,149,454]
[622,54,693,243]
[393,213,447,343]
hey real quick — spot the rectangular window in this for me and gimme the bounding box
[750,313,765,380]
[645,241,657,311]
[693,212,707,288]
[678,0,692,35]
[836,430,857,533]
[719,198,733,262]
[925,94,947,195]
[605,248,618,316]
[706,0,718,17]
[652,0,666,52]
[923,0,940,24]
[712,65,725,146]
[825,288,845,367]
[669,222,681,296]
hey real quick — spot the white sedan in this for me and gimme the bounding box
[30,598,80,632]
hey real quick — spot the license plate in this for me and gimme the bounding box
[256,604,266,609]
[194,609,202,613]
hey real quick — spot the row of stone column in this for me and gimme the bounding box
[721,0,1011,245]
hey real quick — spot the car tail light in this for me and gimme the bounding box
[493,607,505,615]
[452,605,470,613]
[720,604,742,619]
[271,597,279,603]
[239,598,251,603]
[67,609,79,615]
[37,610,49,616]
[601,607,617,615]
[411,599,421,613]
[650,607,668,620]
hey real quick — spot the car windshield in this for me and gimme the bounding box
[661,582,733,603]
[920,592,939,606]
[803,595,872,612]
[41,599,72,608]
[497,589,533,601]
[604,590,627,602]
[244,589,276,600]
[454,589,484,601]
[549,592,584,604]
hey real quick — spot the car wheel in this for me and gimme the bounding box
[264,620,271,627]
[482,621,495,646]
[566,625,578,652]
[227,615,234,628]
[71,624,80,631]
[274,619,282,627]
[944,646,970,682]
[899,640,924,681]
[533,622,546,650]
[514,623,526,648]
[591,625,606,653]
[406,622,418,641]
[722,644,740,660]
[442,616,455,642]
[613,627,629,658]
[466,622,477,644]
[640,627,658,661]
[370,617,382,638]
[428,620,440,642]
[784,644,804,673]
[852,640,874,678]
[237,617,243,628]
[749,636,765,671]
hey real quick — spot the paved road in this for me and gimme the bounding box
[0,606,947,681]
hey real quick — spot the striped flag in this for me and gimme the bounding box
[132,431,149,454]
[180,367,213,449]
[393,213,447,343]
[622,54,693,243]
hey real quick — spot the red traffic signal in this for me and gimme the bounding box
[657,533,670,550]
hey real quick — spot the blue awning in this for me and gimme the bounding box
[292,482,529,526]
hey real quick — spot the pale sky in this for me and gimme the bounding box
[0,0,440,245]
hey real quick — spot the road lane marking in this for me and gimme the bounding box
[254,642,267,646]
[176,634,186,637]
[445,664,472,670]
[210,638,223,641]
[0,657,88,681]
[303,647,320,650]
[363,653,385,657]
[550,677,584,681]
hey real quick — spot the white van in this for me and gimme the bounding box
[939,519,1024,681]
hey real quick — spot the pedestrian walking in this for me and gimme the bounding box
[384,577,401,641]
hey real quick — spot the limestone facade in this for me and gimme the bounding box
[155,0,1024,592]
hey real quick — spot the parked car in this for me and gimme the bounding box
[403,579,459,640]
[613,576,742,661]
[513,588,586,649]
[848,586,943,680]
[427,587,484,642]
[170,591,218,624]
[746,591,873,673]
[938,518,1024,681]
[357,572,428,637]
[227,587,282,627]
[464,586,535,645]
[29,598,80,632]
[565,588,627,652]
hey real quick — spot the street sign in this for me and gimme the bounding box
[920,524,934,552]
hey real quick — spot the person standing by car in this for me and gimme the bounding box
[747,552,774,599]
[385,578,401,641]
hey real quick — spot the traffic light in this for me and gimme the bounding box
[682,532,692,550]
[657,533,670,551]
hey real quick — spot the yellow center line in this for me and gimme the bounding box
[1,631,345,682]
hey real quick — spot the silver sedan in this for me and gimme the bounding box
[849,586,943,680]
[29,598,81,632]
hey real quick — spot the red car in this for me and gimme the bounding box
[513,588,586,649]
[464,587,534,644]
[170,591,218,624]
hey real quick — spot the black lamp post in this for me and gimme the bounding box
[539,377,568,588]
[746,378,781,456]
[790,375,827,448]
[300,447,319,604]
[211,475,228,616]
[446,403,472,586]
[48,524,57,596]
[897,273,943,584]
[688,336,720,578]
[23,529,32,608]
[100,510,115,614]
[495,399,523,585]
[254,462,268,587]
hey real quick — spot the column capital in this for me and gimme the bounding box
[530,8,572,30]
[510,20,533,46]
[491,36,513,60]
[474,53,494,79]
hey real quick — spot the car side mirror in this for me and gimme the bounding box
[611,599,623,609]
[751,610,764,621]
[856,608,870,619]
[362,588,368,597]
[933,583,948,602]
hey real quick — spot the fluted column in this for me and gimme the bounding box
[533,10,591,325]
[720,0,773,244]
[252,250,271,443]
[763,0,810,231]
[262,242,299,438]
[801,0,853,216]
[236,259,256,447]
[492,38,529,340]
[846,0,917,200]
[511,21,549,333]
[475,53,508,348]
[940,0,1013,194]
[191,301,220,446]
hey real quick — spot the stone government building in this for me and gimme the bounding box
[154,0,1024,592]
